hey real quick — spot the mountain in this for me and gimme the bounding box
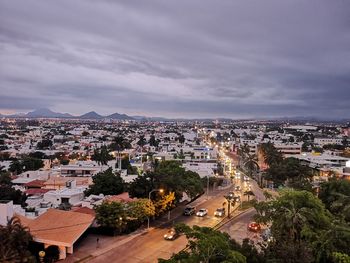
[25,108,72,118]
[107,112,134,120]
[79,111,103,119]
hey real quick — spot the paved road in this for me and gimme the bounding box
[85,187,237,263]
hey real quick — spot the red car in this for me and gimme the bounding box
[248,222,261,232]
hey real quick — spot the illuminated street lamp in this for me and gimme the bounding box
[148,188,164,230]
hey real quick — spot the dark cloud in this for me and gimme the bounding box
[0,0,349,118]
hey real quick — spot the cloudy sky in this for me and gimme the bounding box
[0,0,349,119]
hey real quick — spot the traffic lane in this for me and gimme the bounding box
[87,227,188,263]
[219,208,257,243]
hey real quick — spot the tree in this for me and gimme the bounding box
[36,139,53,150]
[126,198,155,223]
[0,171,12,185]
[159,224,246,263]
[244,153,259,177]
[178,134,185,144]
[0,185,27,206]
[137,135,147,164]
[111,135,130,169]
[94,201,127,235]
[319,179,350,223]
[254,190,334,263]
[92,146,113,166]
[85,168,124,196]
[0,217,36,262]
[264,157,313,190]
[149,135,159,147]
[244,190,255,202]
[9,157,44,174]
[259,142,283,167]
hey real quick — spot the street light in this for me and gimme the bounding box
[148,188,164,230]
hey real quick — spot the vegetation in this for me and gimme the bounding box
[159,224,268,263]
[264,157,313,190]
[85,168,124,196]
[9,157,44,174]
[255,189,350,263]
[0,217,36,262]
[92,145,114,166]
[128,161,204,203]
[95,199,156,235]
[319,179,350,223]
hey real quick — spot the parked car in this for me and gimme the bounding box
[248,222,261,232]
[196,208,208,217]
[164,228,179,240]
[183,206,196,216]
[214,207,226,217]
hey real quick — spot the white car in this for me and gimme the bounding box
[196,208,208,217]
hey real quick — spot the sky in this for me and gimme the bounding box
[0,0,349,119]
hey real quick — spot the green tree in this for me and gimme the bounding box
[159,224,246,263]
[0,217,36,262]
[264,157,313,190]
[94,201,127,235]
[255,190,334,263]
[0,185,27,206]
[126,198,155,223]
[319,179,350,223]
[85,168,124,196]
[259,142,283,167]
[92,145,113,166]
[36,139,53,150]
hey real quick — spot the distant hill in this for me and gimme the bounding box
[79,111,103,119]
[25,108,72,118]
[107,112,134,120]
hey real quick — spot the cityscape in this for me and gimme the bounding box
[1,1,350,263]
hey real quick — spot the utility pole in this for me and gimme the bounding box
[206,175,210,200]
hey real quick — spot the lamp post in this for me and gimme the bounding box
[148,188,163,230]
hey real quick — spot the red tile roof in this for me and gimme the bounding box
[106,192,136,203]
[25,180,46,188]
[19,209,94,247]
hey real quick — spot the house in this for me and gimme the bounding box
[17,209,95,259]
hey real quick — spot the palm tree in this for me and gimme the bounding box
[259,142,283,167]
[113,135,129,169]
[137,135,147,165]
[237,143,250,167]
[244,153,259,177]
[0,217,35,262]
[244,190,255,202]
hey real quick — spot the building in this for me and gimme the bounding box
[18,209,94,259]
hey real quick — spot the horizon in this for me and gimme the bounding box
[1,1,350,119]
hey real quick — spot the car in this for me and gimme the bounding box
[214,207,226,217]
[234,195,241,202]
[196,208,208,217]
[164,229,179,240]
[248,222,261,232]
[183,206,196,216]
[235,185,241,191]
[244,176,250,181]
[228,191,235,198]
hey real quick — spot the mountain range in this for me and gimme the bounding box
[1,108,348,123]
[3,108,135,120]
